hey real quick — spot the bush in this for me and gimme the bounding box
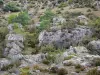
[42,59,50,65]
[89,17,100,39]
[40,9,55,21]
[43,52,57,64]
[87,9,92,12]
[75,64,85,73]
[57,68,68,75]
[92,58,100,66]
[39,20,50,30]
[61,20,76,29]
[20,67,30,75]
[0,0,3,5]
[87,68,100,75]
[64,55,75,60]
[24,31,39,54]
[58,2,67,8]
[8,11,30,25]
[3,2,20,12]
[40,45,56,53]
[39,9,55,30]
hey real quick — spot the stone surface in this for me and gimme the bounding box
[39,26,92,48]
[87,40,100,55]
[0,58,11,70]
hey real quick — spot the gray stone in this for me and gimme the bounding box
[39,26,92,48]
[87,40,100,55]
[0,58,11,70]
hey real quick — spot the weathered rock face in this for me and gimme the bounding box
[0,58,11,70]
[53,16,66,26]
[63,46,100,68]
[4,24,24,61]
[77,15,88,25]
[87,40,100,55]
[20,53,46,67]
[39,26,92,48]
[94,1,100,10]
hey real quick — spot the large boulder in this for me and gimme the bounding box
[20,53,46,67]
[87,40,100,55]
[0,58,11,70]
[39,26,92,48]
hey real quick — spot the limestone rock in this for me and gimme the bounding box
[87,40,100,55]
[39,26,92,48]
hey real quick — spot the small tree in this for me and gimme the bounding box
[8,11,30,25]
[39,9,55,30]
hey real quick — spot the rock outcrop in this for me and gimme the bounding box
[63,46,100,68]
[39,26,92,48]
[87,40,100,55]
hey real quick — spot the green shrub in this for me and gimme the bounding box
[89,17,100,39]
[75,64,85,73]
[1,64,14,71]
[64,55,74,60]
[58,2,67,8]
[93,58,100,66]
[44,52,57,64]
[20,67,30,75]
[57,68,68,75]
[68,0,73,4]
[8,11,30,25]
[0,0,3,5]
[3,2,20,12]
[61,20,76,29]
[87,68,100,75]
[87,9,92,12]
[40,9,55,21]
[39,9,55,30]
[0,27,8,56]
[40,45,56,53]
[42,59,50,65]
[75,64,82,69]
[39,20,50,30]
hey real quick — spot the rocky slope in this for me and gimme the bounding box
[0,0,100,75]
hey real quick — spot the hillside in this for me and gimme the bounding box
[0,0,100,75]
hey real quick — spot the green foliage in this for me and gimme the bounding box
[3,2,20,12]
[40,9,55,21]
[61,20,76,29]
[64,55,74,60]
[8,14,18,24]
[57,68,68,75]
[58,2,67,8]
[87,68,100,75]
[40,45,56,53]
[68,0,73,4]
[93,58,100,66]
[8,11,30,25]
[39,9,55,30]
[92,18,100,28]
[1,64,13,71]
[20,67,30,75]
[43,52,59,65]
[39,20,50,30]
[0,0,3,5]
[24,30,39,54]
[89,17,100,39]
[42,59,50,65]
[75,64,85,73]
[0,27,8,58]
